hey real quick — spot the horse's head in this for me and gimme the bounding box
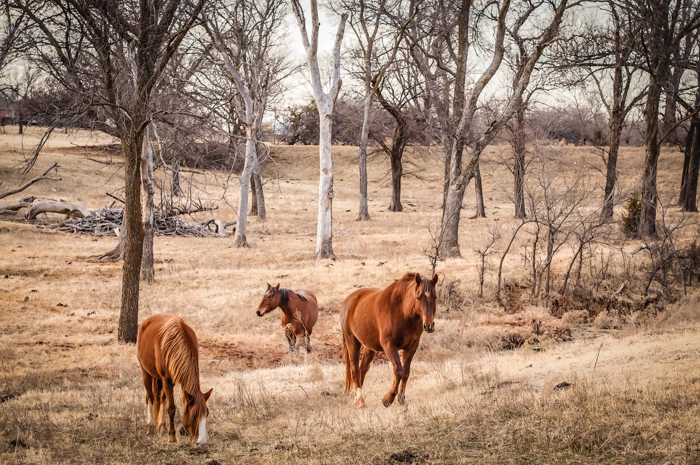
[256,283,281,317]
[182,388,213,446]
[414,273,438,333]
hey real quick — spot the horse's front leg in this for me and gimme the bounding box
[152,377,165,433]
[397,342,419,406]
[285,324,297,354]
[382,345,403,408]
[163,379,177,443]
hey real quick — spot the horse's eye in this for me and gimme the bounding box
[267,295,272,299]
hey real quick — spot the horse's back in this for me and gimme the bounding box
[340,288,383,332]
[137,314,192,379]
[295,289,319,330]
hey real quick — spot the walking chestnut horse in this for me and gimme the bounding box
[340,272,438,408]
[137,314,213,446]
[256,283,318,354]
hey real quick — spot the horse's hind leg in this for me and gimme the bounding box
[345,335,365,407]
[152,377,165,433]
[382,345,403,408]
[141,369,155,434]
[359,348,375,387]
[304,332,312,354]
[163,379,177,443]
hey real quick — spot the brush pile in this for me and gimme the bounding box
[43,207,228,237]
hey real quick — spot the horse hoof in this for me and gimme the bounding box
[397,394,406,405]
[382,398,393,408]
[146,425,155,435]
[168,435,176,443]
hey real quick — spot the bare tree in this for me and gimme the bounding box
[204,0,289,246]
[435,0,573,257]
[335,0,417,220]
[291,0,347,259]
[625,0,700,237]
[15,0,205,343]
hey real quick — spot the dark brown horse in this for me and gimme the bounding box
[137,314,213,446]
[340,272,438,408]
[256,283,319,354]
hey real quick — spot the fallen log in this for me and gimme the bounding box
[25,200,90,219]
[0,196,36,214]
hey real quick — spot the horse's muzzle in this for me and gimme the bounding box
[424,323,435,333]
[256,310,263,317]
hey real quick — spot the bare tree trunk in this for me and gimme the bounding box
[639,72,665,238]
[171,159,181,197]
[389,142,403,212]
[682,122,700,212]
[250,174,259,216]
[474,160,486,218]
[316,109,336,259]
[141,127,155,282]
[357,92,371,220]
[234,134,255,247]
[601,110,623,221]
[678,120,695,205]
[118,132,145,344]
[513,100,527,219]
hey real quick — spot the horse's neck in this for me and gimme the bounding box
[279,296,297,318]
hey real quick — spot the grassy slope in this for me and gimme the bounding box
[0,127,699,464]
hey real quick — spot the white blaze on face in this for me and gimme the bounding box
[147,400,154,425]
[196,417,207,445]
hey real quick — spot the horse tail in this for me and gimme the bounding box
[342,332,351,394]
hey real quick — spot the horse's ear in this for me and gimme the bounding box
[431,273,439,286]
[266,282,271,289]
[183,390,194,405]
[275,283,280,291]
[415,273,422,286]
[203,388,213,401]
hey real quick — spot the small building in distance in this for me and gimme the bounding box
[0,94,17,126]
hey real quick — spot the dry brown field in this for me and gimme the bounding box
[1,126,699,464]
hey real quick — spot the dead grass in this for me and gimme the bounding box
[1,127,700,463]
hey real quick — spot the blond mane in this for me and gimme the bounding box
[159,317,201,398]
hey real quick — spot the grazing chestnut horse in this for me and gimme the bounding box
[137,314,213,446]
[340,272,438,408]
[256,283,318,354]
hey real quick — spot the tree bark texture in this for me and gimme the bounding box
[601,110,624,221]
[513,99,526,219]
[316,110,336,259]
[474,160,486,218]
[639,71,665,238]
[118,131,145,344]
[682,122,700,212]
[375,88,408,212]
[357,92,372,220]
[250,174,259,216]
[141,127,155,282]
[234,135,256,247]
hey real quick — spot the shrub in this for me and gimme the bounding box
[621,192,641,237]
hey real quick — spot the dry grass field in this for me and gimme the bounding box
[1,126,699,464]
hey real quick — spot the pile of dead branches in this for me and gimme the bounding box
[44,207,230,237]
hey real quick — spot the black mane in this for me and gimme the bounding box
[277,288,308,306]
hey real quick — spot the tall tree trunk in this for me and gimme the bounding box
[141,127,155,282]
[682,122,700,212]
[513,99,526,219]
[678,119,695,205]
[639,71,665,238]
[252,138,266,220]
[316,109,336,259]
[601,110,624,221]
[376,88,407,213]
[118,129,145,344]
[233,133,255,247]
[171,159,181,197]
[357,92,372,220]
[250,174,258,216]
[474,160,486,218]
